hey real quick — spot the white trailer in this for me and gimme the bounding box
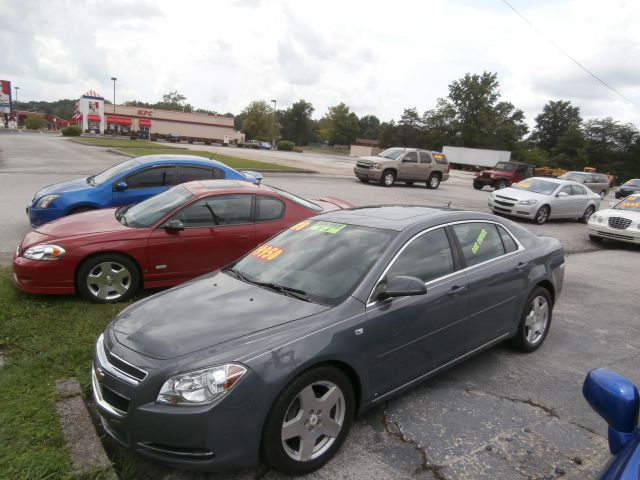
[442,146,511,168]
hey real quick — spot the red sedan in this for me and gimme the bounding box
[13,180,353,303]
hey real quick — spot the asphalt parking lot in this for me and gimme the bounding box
[2,131,639,479]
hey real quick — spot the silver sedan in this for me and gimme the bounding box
[488,177,601,225]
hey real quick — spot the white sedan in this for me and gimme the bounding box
[588,193,640,244]
[488,177,601,225]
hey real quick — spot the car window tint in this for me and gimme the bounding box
[177,165,214,183]
[126,166,176,189]
[452,223,506,267]
[175,194,253,227]
[418,152,432,164]
[403,152,418,163]
[571,185,587,195]
[497,225,518,253]
[256,196,285,222]
[386,228,454,283]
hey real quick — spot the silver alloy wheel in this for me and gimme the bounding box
[523,295,549,345]
[583,206,595,222]
[281,381,345,462]
[429,175,440,188]
[535,206,549,224]
[383,172,394,186]
[86,261,132,301]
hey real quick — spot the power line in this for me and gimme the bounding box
[501,0,640,108]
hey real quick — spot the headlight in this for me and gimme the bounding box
[157,364,247,405]
[593,215,603,223]
[370,162,381,169]
[22,244,66,260]
[517,199,537,206]
[37,195,60,208]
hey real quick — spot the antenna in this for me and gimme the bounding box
[447,200,452,208]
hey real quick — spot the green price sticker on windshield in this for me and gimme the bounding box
[310,222,347,234]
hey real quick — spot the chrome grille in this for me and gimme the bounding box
[495,200,515,207]
[608,217,632,230]
[105,347,147,381]
[356,160,371,169]
[495,195,519,202]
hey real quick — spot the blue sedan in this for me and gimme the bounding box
[26,155,263,227]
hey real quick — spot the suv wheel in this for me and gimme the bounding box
[495,180,508,190]
[473,181,483,190]
[427,174,440,189]
[380,170,395,187]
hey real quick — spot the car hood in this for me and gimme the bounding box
[594,208,640,220]
[357,156,385,164]
[112,271,332,360]
[33,177,92,200]
[21,208,134,249]
[493,187,547,201]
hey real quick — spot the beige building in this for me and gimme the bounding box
[72,90,244,143]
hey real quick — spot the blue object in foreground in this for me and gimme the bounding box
[26,154,263,227]
[583,368,640,479]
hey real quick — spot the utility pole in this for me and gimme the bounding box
[271,99,277,149]
[111,77,117,137]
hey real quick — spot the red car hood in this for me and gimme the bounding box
[20,208,140,249]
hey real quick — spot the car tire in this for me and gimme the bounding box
[427,174,440,189]
[68,207,95,215]
[473,181,483,190]
[510,286,553,352]
[533,205,550,225]
[261,366,355,475]
[380,170,395,187]
[580,205,595,223]
[76,253,140,304]
[588,234,603,242]
[495,180,508,190]
[358,178,369,183]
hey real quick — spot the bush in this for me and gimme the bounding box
[24,116,48,130]
[150,133,158,142]
[277,140,295,151]
[61,125,82,136]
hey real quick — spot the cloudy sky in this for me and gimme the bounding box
[2,0,639,128]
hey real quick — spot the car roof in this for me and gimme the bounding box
[135,154,229,170]
[183,180,272,195]
[314,205,498,232]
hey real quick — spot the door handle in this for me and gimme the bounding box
[516,262,530,272]
[447,285,467,297]
[235,235,250,240]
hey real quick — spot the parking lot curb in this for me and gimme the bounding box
[55,378,118,479]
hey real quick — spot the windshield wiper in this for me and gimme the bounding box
[224,268,311,302]
[224,267,252,283]
[86,175,95,186]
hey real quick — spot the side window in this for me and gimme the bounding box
[432,153,448,165]
[497,225,518,253]
[386,228,454,283]
[213,167,225,179]
[403,152,418,163]
[177,165,214,183]
[256,196,285,222]
[125,166,176,189]
[559,185,573,196]
[174,194,253,227]
[452,223,506,267]
[418,152,432,163]
[597,174,608,184]
[571,185,587,195]
[526,167,534,176]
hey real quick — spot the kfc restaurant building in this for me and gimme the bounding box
[72,90,244,143]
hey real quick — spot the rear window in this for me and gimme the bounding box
[269,186,322,212]
[432,153,448,165]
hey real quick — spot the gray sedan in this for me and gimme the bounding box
[488,177,601,224]
[92,206,565,474]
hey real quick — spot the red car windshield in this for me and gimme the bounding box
[120,185,194,228]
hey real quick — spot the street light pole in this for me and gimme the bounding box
[14,86,19,105]
[111,77,117,137]
[270,99,276,149]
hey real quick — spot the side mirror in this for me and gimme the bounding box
[376,275,427,300]
[583,368,639,454]
[164,219,184,232]
[115,181,128,192]
[556,191,569,197]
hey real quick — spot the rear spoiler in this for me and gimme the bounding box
[240,171,264,185]
[317,196,355,209]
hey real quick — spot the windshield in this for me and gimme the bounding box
[511,178,559,195]
[121,185,194,228]
[378,148,405,160]
[92,159,142,185]
[494,162,517,171]
[623,179,640,187]
[559,172,586,182]
[269,186,322,212]
[227,220,395,305]
[614,195,640,212]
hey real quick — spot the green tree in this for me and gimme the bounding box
[280,99,315,146]
[358,115,381,140]
[24,116,48,130]
[241,100,280,141]
[396,108,424,147]
[318,103,359,145]
[378,121,398,149]
[581,118,639,179]
[530,100,582,154]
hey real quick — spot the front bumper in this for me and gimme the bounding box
[13,255,76,294]
[474,177,495,187]
[27,205,64,228]
[354,166,382,181]
[487,197,537,219]
[587,223,640,244]
[92,344,265,471]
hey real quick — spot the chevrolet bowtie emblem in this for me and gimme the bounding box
[95,367,105,381]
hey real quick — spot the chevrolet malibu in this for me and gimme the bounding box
[488,177,601,225]
[92,206,564,474]
[14,180,351,303]
[26,154,263,227]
